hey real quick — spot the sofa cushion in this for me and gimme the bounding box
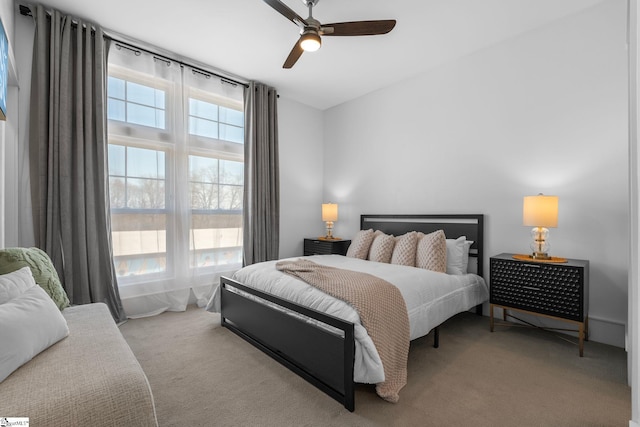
[0,285,69,382]
[0,303,158,426]
[0,247,70,310]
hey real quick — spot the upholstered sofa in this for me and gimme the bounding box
[0,248,158,426]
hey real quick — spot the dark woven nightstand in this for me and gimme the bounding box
[303,238,351,256]
[489,252,589,356]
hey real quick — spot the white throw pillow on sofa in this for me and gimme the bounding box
[0,267,37,304]
[0,285,70,383]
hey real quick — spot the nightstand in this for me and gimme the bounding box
[489,253,589,356]
[303,238,351,256]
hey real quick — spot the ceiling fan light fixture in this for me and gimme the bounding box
[300,31,321,52]
[263,0,395,68]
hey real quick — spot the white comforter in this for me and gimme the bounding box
[206,255,489,384]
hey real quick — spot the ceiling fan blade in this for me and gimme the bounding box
[283,38,304,69]
[322,20,396,36]
[263,0,307,27]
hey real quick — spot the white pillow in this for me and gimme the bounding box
[446,236,474,275]
[0,285,69,383]
[461,240,473,273]
[0,267,37,304]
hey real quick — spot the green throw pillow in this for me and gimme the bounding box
[0,247,70,310]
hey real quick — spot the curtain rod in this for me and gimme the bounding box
[19,3,97,32]
[19,3,250,89]
[108,37,249,89]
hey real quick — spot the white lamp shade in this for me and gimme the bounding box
[523,195,558,228]
[322,203,338,222]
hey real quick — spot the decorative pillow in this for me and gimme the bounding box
[0,267,37,304]
[446,236,474,275]
[416,230,447,273]
[391,231,418,266]
[461,240,473,273]
[0,285,70,383]
[368,231,396,263]
[0,248,69,310]
[346,229,375,259]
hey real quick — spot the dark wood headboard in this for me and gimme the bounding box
[360,214,485,277]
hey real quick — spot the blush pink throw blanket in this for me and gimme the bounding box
[275,259,410,403]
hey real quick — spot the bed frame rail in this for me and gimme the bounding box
[220,276,356,411]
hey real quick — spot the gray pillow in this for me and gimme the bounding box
[0,248,70,310]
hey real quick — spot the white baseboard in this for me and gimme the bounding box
[588,315,626,348]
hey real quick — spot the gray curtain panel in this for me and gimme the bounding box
[243,82,280,265]
[28,5,126,322]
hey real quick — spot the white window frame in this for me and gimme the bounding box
[107,65,244,287]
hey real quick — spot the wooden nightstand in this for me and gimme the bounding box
[303,238,351,256]
[489,253,589,356]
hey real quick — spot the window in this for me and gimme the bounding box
[107,47,244,301]
[108,77,166,129]
[108,145,167,277]
[188,98,244,143]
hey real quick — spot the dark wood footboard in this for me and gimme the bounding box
[220,276,356,411]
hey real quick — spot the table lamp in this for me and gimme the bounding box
[321,203,338,240]
[523,194,558,260]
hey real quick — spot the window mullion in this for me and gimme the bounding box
[173,65,192,279]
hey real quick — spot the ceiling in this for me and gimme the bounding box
[27,0,607,110]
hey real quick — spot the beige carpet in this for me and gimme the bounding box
[119,306,630,427]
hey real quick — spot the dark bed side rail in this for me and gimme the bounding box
[220,276,356,412]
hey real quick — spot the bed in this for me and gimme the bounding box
[206,214,488,411]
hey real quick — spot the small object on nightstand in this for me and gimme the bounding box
[512,254,568,263]
[489,252,589,357]
[304,238,351,256]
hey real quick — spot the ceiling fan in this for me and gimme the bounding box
[263,0,396,69]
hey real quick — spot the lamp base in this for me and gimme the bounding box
[319,236,341,241]
[531,251,551,260]
[530,227,551,261]
[323,221,336,241]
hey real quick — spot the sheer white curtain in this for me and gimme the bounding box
[107,44,244,318]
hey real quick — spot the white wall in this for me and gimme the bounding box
[0,1,18,250]
[323,0,628,347]
[11,9,34,247]
[277,97,325,258]
[629,1,639,424]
